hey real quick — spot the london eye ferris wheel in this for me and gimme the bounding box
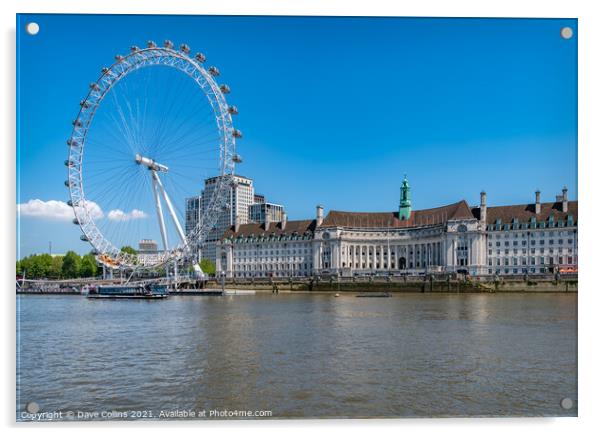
[65,40,241,270]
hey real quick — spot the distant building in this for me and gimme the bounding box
[138,239,158,253]
[249,202,285,224]
[185,175,284,262]
[186,175,283,264]
[136,239,160,266]
[216,178,578,278]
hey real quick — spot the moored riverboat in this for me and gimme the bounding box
[87,283,169,299]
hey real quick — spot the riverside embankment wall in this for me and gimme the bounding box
[206,279,578,293]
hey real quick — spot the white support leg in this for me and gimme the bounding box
[154,171,188,247]
[151,171,169,252]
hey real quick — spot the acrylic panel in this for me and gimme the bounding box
[16,14,578,421]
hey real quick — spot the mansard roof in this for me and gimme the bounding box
[223,219,317,239]
[321,200,474,229]
[473,201,578,224]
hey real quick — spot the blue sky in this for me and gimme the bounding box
[17,15,577,257]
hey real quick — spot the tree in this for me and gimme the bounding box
[17,256,32,277]
[80,254,98,278]
[199,258,216,276]
[62,251,82,278]
[47,256,63,279]
[120,246,137,255]
[22,254,53,278]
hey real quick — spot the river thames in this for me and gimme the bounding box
[16,293,577,420]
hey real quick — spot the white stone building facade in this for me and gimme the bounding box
[216,181,577,278]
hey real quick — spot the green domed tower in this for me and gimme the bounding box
[399,175,412,221]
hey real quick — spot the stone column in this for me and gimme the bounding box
[332,241,340,271]
[371,245,375,270]
[471,236,476,266]
[312,240,321,272]
[360,245,365,269]
[227,246,233,278]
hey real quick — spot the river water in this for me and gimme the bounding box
[16,293,577,420]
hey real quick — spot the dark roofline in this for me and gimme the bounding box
[222,219,317,239]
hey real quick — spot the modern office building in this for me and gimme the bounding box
[216,178,578,278]
[249,202,285,224]
[185,175,285,264]
[185,175,255,262]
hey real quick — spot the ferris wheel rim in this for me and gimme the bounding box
[66,43,237,269]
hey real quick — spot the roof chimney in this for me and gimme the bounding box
[316,205,324,226]
[480,191,487,225]
[265,212,270,231]
[234,215,240,233]
[535,190,541,215]
[281,212,287,230]
[562,186,568,213]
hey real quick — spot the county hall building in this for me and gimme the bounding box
[215,177,578,278]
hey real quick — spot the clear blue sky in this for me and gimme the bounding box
[17,14,577,257]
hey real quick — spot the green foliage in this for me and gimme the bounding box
[48,256,64,279]
[199,258,216,276]
[120,246,137,255]
[17,251,100,279]
[80,254,98,278]
[17,254,52,278]
[61,251,82,278]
